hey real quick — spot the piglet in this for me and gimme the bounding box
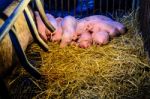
[92,31,109,45]
[78,32,92,48]
[89,15,127,34]
[51,17,63,42]
[76,15,114,35]
[60,16,77,48]
[45,13,58,40]
[46,15,63,42]
[35,11,48,42]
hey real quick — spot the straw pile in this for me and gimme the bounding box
[9,12,150,99]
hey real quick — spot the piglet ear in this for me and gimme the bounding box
[56,17,63,23]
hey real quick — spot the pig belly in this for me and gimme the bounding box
[0,1,33,77]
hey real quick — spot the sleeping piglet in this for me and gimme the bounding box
[78,32,92,48]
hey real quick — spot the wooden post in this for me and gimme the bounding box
[139,0,150,56]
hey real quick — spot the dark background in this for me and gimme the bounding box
[43,0,139,18]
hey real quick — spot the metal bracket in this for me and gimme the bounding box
[9,28,41,79]
[24,7,49,51]
[35,0,56,33]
